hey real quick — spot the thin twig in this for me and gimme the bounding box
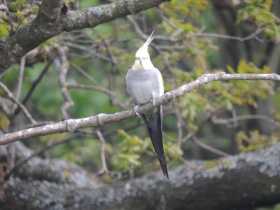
[71,63,98,84]
[13,61,51,117]
[57,48,74,119]
[4,135,79,180]
[128,16,178,42]
[192,136,230,157]
[212,114,280,128]
[15,56,26,101]
[159,9,264,43]
[192,28,264,42]
[23,62,51,105]
[100,35,118,102]
[67,83,127,109]
[196,16,263,43]
[65,42,115,63]
[0,82,36,124]
[96,129,109,175]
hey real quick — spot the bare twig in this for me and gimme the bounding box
[71,63,98,84]
[175,107,184,145]
[0,72,280,145]
[211,114,280,128]
[100,35,118,100]
[23,62,51,105]
[13,61,51,117]
[67,83,127,109]
[192,136,230,157]
[192,28,264,42]
[57,48,74,119]
[4,135,80,180]
[96,129,109,175]
[0,82,36,125]
[71,56,126,109]
[65,42,115,63]
[128,16,177,42]
[159,9,264,43]
[15,56,26,101]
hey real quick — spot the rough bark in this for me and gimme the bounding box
[1,142,280,210]
[0,0,169,73]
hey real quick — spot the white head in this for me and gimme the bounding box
[132,31,155,70]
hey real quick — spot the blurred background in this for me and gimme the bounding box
[1,1,280,206]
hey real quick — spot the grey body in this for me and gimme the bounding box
[126,68,164,105]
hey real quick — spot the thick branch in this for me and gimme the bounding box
[62,0,168,31]
[37,0,64,22]
[0,0,169,72]
[0,72,279,145]
[2,142,280,210]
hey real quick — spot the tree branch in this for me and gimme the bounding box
[36,0,64,22]
[2,141,280,210]
[0,0,169,73]
[0,82,36,125]
[13,61,51,116]
[0,72,279,145]
[57,47,73,119]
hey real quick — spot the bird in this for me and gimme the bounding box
[125,32,168,178]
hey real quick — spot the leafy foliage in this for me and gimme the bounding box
[237,0,280,39]
[236,130,278,152]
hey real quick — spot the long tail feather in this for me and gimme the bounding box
[142,106,169,178]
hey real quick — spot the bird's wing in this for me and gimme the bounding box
[126,69,164,104]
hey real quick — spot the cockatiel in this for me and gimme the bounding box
[125,32,168,178]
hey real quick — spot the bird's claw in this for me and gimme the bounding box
[133,105,142,118]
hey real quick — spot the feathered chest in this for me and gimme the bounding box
[126,69,164,105]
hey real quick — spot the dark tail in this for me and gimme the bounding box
[142,106,169,178]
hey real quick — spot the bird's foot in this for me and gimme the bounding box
[133,105,142,118]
